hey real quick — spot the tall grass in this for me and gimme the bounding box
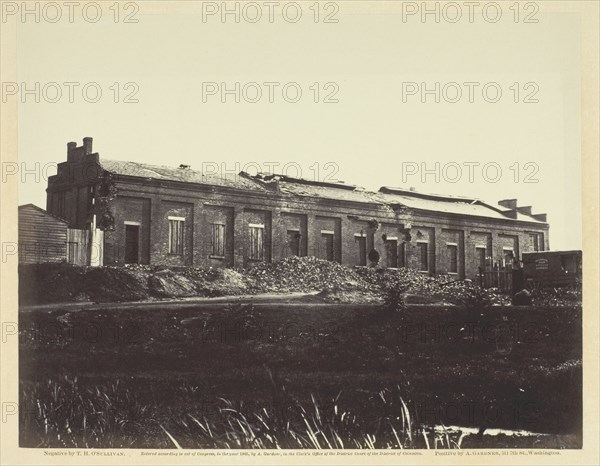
[20,376,464,449]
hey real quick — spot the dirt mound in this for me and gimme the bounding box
[80,267,151,303]
[19,263,85,305]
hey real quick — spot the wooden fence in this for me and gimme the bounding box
[478,266,524,294]
[66,228,104,266]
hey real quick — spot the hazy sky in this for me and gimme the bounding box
[14,1,582,249]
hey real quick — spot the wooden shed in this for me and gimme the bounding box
[18,204,68,264]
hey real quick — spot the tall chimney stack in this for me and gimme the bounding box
[83,137,93,155]
[66,141,78,162]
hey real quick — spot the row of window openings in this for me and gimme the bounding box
[168,219,235,258]
[416,243,517,273]
[354,240,491,272]
[169,221,332,261]
[56,193,542,262]
[168,220,277,260]
[167,220,520,271]
[52,192,543,259]
[174,225,397,265]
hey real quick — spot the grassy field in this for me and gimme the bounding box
[19,302,582,449]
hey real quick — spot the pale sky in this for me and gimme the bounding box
[14,2,582,250]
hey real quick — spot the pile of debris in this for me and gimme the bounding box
[244,256,367,293]
[19,257,440,306]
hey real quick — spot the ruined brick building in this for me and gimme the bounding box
[46,138,549,279]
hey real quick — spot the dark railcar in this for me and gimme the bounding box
[522,250,582,288]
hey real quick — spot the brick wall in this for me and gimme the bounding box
[377,223,405,268]
[469,231,493,278]
[278,212,308,258]
[242,209,272,266]
[405,226,434,273]
[202,205,235,267]
[315,216,342,263]
[103,196,151,264]
[154,201,194,267]
[438,229,464,278]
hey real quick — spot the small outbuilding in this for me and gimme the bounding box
[18,204,69,264]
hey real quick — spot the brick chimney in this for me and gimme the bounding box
[83,137,93,155]
[516,206,532,215]
[498,199,518,210]
[67,137,98,164]
[498,199,546,222]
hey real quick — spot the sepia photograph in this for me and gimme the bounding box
[0,1,598,464]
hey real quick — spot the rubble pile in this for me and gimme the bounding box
[19,257,436,305]
[244,256,367,293]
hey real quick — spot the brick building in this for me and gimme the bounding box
[46,138,549,279]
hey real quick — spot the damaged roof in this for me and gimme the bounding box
[249,173,387,205]
[379,187,547,224]
[100,159,269,192]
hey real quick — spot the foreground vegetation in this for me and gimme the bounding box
[21,375,578,449]
[19,301,582,448]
